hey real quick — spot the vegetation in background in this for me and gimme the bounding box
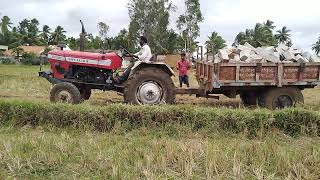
[234,20,278,47]
[128,0,181,54]
[0,16,20,49]
[50,26,67,45]
[312,36,320,55]
[11,46,24,58]
[0,57,15,64]
[20,52,41,65]
[275,26,292,46]
[0,1,319,56]
[39,25,51,46]
[177,0,203,53]
[205,31,227,55]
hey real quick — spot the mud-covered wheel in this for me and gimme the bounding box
[259,88,304,109]
[50,82,81,104]
[124,67,175,105]
[79,87,91,100]
[240,92,258,106]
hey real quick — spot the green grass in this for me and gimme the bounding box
[0,99,319,137]
[0,127,319,179]
[1,64,320,178]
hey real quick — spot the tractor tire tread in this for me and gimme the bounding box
[50,82,81,104]
[124,67,175,105]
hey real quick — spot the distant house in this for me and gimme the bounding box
[4,46,46,58]
[0,45,8,51]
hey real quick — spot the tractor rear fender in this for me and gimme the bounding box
[130,62,175,77]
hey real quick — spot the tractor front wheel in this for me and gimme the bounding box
[50,82,81,104]
[124,67,175,105]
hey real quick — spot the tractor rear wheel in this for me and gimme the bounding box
[258,87,304,109]
[124,67,175,105]
[50,82,81,104]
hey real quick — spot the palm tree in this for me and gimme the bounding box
[312,37,320,55]
[51,26,66,45]
[234,29,253,46]
[40,25,51,45]
[234,22,277,47]
[0,16,13,34]
[275,26,291,44]
[205,31,226,55]
[263,20,275,31]
[0,16,13,45]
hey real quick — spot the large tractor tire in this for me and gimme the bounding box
[50,82,81,104]
[240,92,258,107]
[124,67,176,105]
[258,87,304,109]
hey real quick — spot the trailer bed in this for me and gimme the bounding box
[196,61,320,92]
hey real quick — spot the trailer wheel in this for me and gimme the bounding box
[50,82,81,104]
[240,92,258,106]
[124,67,175,105]
[259,88,304,109]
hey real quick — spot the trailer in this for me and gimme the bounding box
[192,61,320,109]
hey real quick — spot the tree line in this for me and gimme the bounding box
[0,0,319,56]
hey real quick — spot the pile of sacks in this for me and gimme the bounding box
[213,42,320,64]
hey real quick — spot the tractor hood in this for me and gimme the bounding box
[47,50,122,70]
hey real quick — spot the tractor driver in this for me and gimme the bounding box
[114,36,152,84]
[134,36,153,63]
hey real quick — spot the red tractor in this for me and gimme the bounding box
[39,22,176,105]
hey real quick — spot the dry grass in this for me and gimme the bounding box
[0,127,319,179]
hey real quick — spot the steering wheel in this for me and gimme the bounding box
[120,46,139,59]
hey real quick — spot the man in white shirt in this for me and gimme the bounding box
[134,36,153,63]
[114,36,152,84]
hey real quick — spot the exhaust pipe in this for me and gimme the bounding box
[79,20,86,52]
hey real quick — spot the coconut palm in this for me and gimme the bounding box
[205,31,226,54]
[51,26,66,45]
[234,29,253,46]
[0,16,13,45]
[275,26,291,44]
[40,25,51,45]
[312,37,320,55]
[263,20,275,32]
[235,22,277,47]
[0,16,12,34]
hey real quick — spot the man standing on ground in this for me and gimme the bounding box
[177,52,191,88]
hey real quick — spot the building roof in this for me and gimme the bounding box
[4,46,46,56]
[0,45,8,51]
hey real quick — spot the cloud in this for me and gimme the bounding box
[196,0,320,52]
[0,0,319,52]
[0,0,129,37]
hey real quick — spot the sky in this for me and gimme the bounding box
[0,0,319,53]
